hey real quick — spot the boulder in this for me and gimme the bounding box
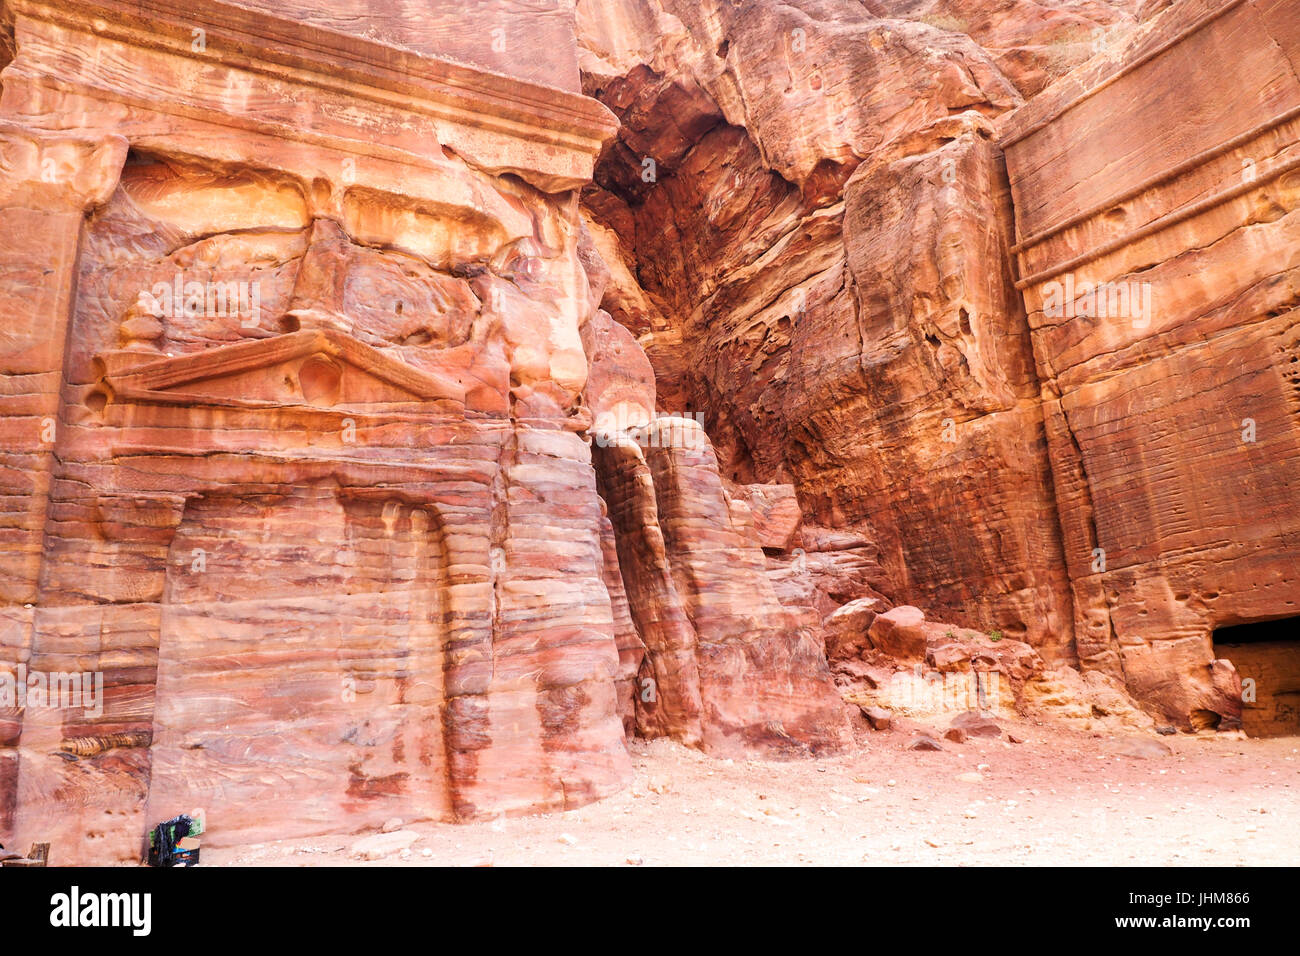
[861,706,892,731]
[824,597,883,661]
[1117,738,1173,759]
[868,606,927,661]
[727,483,803,550]
[949,711,1002,739]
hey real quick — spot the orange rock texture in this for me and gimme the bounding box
[577,0,1096,666]
[0,0,1297,863]
[1004,0,1300,729]
[577,0,1298,728]
[0,0,846,863]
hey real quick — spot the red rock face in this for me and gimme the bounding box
[223,0,584,89]
[865,0,1142,97]
[577,0,1300,729]
[595,422,851,755]
[577,0,1077,657]
[1003,0,1300,726]
[2,0,1297,864]
[0,0,847,863]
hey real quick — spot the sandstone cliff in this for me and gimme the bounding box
[575,0,1300,730]
[575,0,1129,660]
[1,0,1296,866]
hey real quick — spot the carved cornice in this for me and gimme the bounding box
[103,329,467,409]
[4,0,619,192]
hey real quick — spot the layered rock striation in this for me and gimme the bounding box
[1,0,1297,866]
[1002,0,1300,726]
[0,0,847,863]
[575,0,1300,729]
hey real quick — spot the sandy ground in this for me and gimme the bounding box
[203,715,1300,867]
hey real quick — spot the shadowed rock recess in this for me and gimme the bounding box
[0,0,1296,862]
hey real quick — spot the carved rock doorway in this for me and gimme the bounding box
[146,481,452,846]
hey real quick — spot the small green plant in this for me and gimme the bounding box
[944,630,954,639]
[988,629,1003,643]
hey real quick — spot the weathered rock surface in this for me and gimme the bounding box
[576,0,1079,661]
[578,0,1300,732]
[1002,0,1300,726]
[595,419,851,756]
[1020,668,1158,733]
[861,705,892,731]
[765,527,893,620]
[866,0,1141,97]
[948,710,1002,738]
[725,481,802,551]
[1117,737,1173,759]
[228,0,584,90]
[0,0,847,864]
[581,306,657,437]
[822,596,884,662]
[351,829,422,861]
[1213,641,1300,737]
[833,603,1159,735]
[0,0,628,855]
[3,0,1296,868]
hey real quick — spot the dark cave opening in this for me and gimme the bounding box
[1214,617,1300,643]
[1213,616,1300,737]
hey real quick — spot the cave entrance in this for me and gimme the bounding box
[1213,617,1300,737]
